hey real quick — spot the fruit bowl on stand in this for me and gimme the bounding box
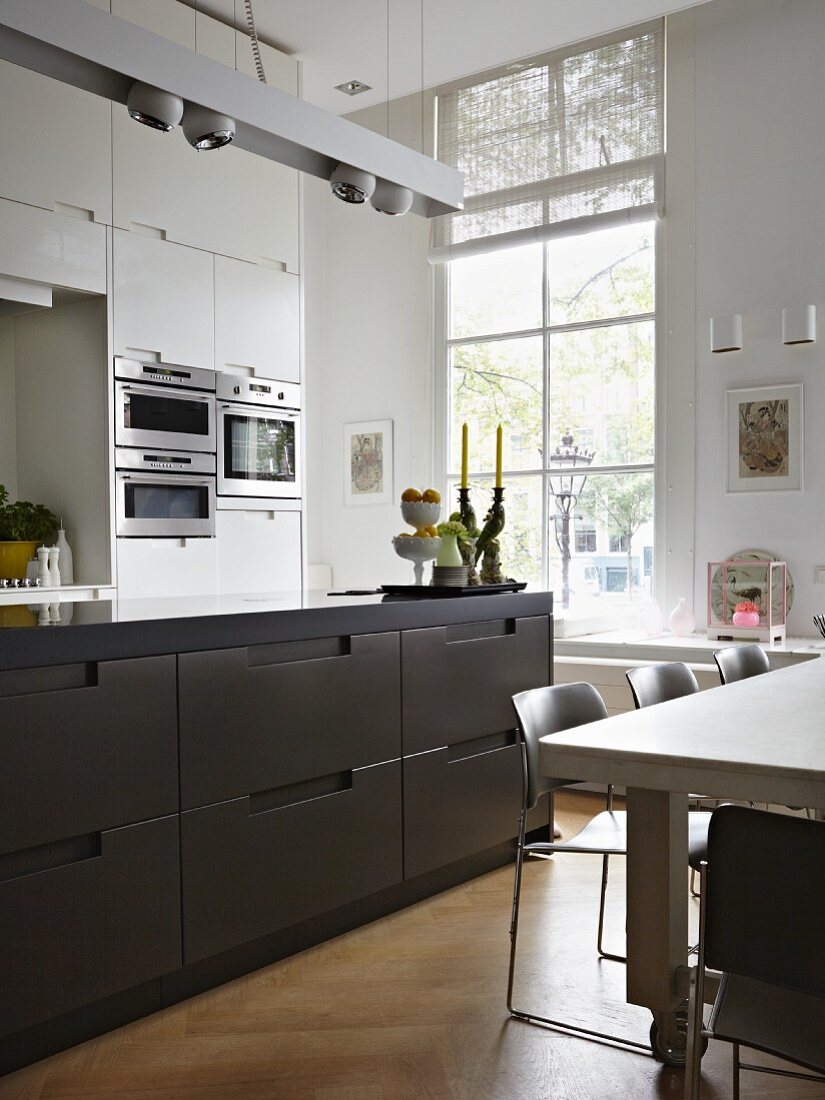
[392,535,442,586]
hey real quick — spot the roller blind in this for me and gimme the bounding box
[430,21,664,263]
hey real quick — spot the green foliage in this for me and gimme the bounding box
[579,473,654,597]
[0,484,58,542]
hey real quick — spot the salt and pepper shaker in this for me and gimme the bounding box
[36,546,50,588]
[47,546,60,588]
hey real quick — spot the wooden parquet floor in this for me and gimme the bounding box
[0,792,822,1100]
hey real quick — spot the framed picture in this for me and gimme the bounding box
[725,383,803,493]
[343,420,394,506]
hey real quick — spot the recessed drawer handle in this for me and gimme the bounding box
[0,662,98,699]
[444,619,516,644]
[249,770,354,815]
[248,636,351,667]
[447,729,517,763]
[0,832,102,884]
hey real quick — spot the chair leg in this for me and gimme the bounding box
[507,811,526,1014]
[686,965,704,1100]
[732,1042,740,1100]
[690,867,701,899]
[597,853,626,962]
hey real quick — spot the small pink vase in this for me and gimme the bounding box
[732,610,760,628]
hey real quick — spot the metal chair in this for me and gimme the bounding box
[713,644,771,685]
[626,662,711,898]
[508,682,710,1057]
[686,805,825,1099]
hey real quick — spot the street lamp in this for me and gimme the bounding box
[548,430,594,610]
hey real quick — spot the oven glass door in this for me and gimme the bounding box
[116,382,215,452]
[219,406,300,497]
[116,474,216,537]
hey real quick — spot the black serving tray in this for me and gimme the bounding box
[380,582,527,598]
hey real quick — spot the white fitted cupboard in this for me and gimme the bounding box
[216,505,302,595]
[112,231,214,367]
[0,199,106,294]
[215,257,300,380]
[117,538,218,600]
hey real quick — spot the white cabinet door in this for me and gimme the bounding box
[117,537,217,599]
[0,199,106,293]
[217,506,302,595]
[0,62,112,222]
[214,256,300,380]
[112,110,299,270]
[112,230,213,366]
[111,0,194,46]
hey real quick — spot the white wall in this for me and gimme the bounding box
[304,95,436,588]
[692,0,825,635]
[0,318,16,499]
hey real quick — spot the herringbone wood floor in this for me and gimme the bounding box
[0,792,821,1100]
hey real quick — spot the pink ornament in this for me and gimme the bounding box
[732,610,760,627]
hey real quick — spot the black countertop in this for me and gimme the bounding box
[0,589,554,670]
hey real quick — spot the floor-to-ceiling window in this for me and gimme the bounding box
[433,22,663,616]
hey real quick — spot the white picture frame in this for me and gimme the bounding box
[725,383,803,493]
[343,420,394,506]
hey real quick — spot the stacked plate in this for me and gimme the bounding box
[432,564,469,587]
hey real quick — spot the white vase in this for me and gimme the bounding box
[668,597,695,637]
[436,533,463,567]
[639,598,665,637]
[55,526,74,585]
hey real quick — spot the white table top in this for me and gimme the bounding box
[539,660,825,809]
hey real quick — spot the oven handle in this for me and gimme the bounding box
[117,471,216,486]
[220,402,300,416]
[120,383,215,404]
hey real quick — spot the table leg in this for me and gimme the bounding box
[626,788,689,1048]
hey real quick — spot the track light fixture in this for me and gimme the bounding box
[181,104,235,150]
[330,163,376,204]
[370,178,413,216]
[126,81,183,132]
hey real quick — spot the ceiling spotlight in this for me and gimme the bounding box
[126,81,183,132]
[335,80,372,96]
[181,104,235,150]
[330,163,376,204]
[370,179,413,216]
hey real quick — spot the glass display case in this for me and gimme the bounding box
[707,558,787,642]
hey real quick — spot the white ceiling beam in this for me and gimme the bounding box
[0,0,463,217]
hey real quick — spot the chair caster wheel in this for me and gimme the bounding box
[649,1011,708,1067]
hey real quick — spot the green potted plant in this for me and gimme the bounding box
[0,485,58,579]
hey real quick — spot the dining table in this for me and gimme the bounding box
[538,657,825,1062]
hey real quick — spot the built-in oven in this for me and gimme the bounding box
[115,447,216,537]
[216,374,301,499]
[114,357,216,453]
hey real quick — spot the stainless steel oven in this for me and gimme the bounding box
[216,374,301,499]
[115,448,216,537]
[114,357,216,453]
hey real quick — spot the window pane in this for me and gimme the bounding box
[548,471,654,611]
[547,222,654,326]
[547,320,654,466]
[450,475,543,586]
[449,244,543,338]
[450,336,543,474]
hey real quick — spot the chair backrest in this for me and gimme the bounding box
[512,682,608,810]
[705,805,825,997]
[714,644,771,685]
[626,661,699,710]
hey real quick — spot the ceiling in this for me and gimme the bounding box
[180,0,712,113]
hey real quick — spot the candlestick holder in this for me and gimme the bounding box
[457,486,479,537]
[474,486,505,566]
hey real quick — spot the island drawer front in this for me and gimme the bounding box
[0,656,178,855]
[401,616,551,756]
[403,741,537,879]
[180,760,403,962]
[178,634,401,810]
[0,815,181,1037]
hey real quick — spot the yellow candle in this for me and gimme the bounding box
[495,424,503,488]
[460,423,469,488]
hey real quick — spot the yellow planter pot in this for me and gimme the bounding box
[0,540,39,580]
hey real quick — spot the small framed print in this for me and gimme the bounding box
[726,383,803,493]
[343,420,394,506]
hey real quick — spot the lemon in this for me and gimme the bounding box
[413,529,430,538]
[401,488,422,502]
[422,488,441,503]
[425,525,439,537]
